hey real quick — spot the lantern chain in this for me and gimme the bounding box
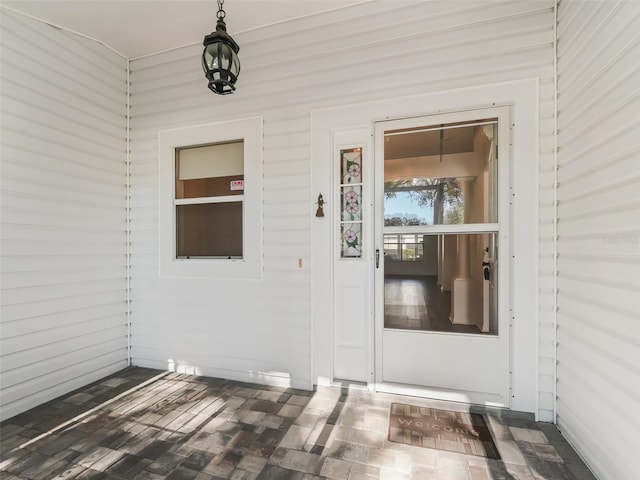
[217,0,226,20]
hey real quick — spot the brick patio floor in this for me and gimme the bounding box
[0,367,596,480]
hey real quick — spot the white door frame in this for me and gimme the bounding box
[311,78,539,416]
[373,107,511,406]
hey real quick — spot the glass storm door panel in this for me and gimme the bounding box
[374,108,511,406]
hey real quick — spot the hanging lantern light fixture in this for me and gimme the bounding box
[202,0,240,95]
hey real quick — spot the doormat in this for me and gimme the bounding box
[388,403,500,459]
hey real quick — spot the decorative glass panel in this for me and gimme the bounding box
[341,223,362,258]
[341,148,362,184]
[341,185,362,222]
[339,148,363,258]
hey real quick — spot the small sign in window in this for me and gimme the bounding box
[230,180,244,191]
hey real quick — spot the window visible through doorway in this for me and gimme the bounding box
[383,234,423,261]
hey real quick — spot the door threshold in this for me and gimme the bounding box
[373,381,509,410]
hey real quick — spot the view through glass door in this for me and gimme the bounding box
[374,108,511,406]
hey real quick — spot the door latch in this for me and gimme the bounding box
[375,249,380,268]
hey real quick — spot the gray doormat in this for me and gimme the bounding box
[388,403,500,459]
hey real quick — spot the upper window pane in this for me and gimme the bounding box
[176,141,244,199]
[341,148,362,184]
[384,120,497,225]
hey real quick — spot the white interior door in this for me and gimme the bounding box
[374,107,511,407]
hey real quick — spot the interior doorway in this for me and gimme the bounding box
[374,108,511,406]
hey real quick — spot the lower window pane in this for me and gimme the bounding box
[384,232,498,335]
[341,223,362,258]
[176,202,242,258]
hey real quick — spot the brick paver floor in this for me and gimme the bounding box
[0,367,596,480]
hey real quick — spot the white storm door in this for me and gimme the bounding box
[374,107,511,407]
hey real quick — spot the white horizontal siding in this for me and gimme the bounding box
[0,10,128,421]
[129,0,556,406]
[556,1,640,479]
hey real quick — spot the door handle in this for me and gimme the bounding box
[375,249,380,268]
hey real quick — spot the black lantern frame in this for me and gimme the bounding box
[202,0,240,95]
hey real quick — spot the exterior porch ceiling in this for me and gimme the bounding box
[1,0,372,58]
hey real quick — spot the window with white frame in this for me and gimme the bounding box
[175,141,244,259]
[383,234,424,261]
[158,117,262,279]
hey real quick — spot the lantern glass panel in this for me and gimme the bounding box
[219,43,231,68]
[203,46,215,70]
[231,52,240,76]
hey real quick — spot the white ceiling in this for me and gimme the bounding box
[1,0,370,58]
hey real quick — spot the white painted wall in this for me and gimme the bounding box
[0,10,128,421]
[129,1,556,418]
[556,1,640,479]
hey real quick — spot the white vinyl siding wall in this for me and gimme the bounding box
[556,1,640,479]
[129,0,557,415]
[0,11,128,421]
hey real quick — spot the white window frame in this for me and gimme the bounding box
[383,233,424,262]
[158,116,263,279]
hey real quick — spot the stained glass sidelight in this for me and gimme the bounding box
[341,223,362,258]
[339,148,363,258]
[341,185,362,222]
[341,148,362,184]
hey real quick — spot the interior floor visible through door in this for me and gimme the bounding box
[384,276,486,334]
